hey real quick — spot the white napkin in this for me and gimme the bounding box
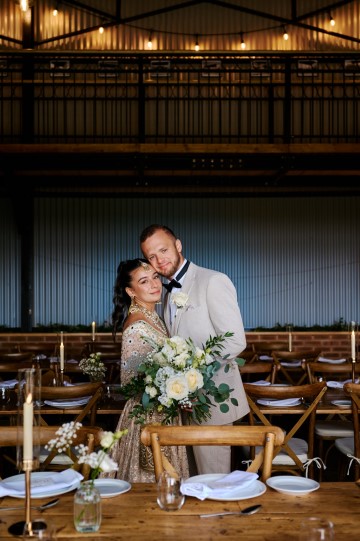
[180,470,258,501]
[280,360,301,367]
[317,357,347,364]
[44,396,90,407]
[257,398,301,407]
[259,355,273,361]
[0,469,83,497]
[0,379,17,388]
[247,380,272,386]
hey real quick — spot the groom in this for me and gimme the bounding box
[140,224,249,475]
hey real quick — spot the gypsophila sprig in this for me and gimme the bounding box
[45,422,128,483]
[45,421,82,454]
[79,352,106,382]
[120,331,240,425]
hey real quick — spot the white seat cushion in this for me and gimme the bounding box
[254,437,309,465]
[38,445,74,466]
[335,437,354,456]
[315,421,353,438]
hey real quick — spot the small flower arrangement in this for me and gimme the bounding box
[120,332,241,424]
[79,352,106,382]
[45,421,128,482]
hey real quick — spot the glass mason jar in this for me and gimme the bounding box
[74,481,101,533]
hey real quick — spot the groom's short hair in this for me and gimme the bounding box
[140,224,177,243]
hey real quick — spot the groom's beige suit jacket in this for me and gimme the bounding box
[164,262,249,426]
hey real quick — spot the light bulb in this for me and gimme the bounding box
[20,0,29,11]
[147,38,153,49]
[195,42,200,52]
[330,16,335,27]
[53,8,58,16]
[99,25,104,34]
[283,31,289,41]
[241,40,246,50]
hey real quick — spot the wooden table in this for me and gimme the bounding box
[1,482,359,540]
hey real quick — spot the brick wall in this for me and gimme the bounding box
[0,331,354,359]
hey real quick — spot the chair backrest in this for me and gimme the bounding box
[0,425,103,480]
[0,352,34,364]
[343,382,360,478]
[140,424,284,482]
[252,342,288,355]
[37,382,103,426]
[271,350,321,385]
[307,361,360,384]
[244,381,327,475]
[239,361,277,383]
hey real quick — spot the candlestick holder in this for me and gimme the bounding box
[8,369,41,537]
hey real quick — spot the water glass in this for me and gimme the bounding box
[22,519,57,540]
[157,471,185,511]
[299,517,334,540]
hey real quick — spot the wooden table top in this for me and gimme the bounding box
[0,481,359,540]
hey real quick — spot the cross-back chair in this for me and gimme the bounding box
[37,381,103,427]
[0,425,103,480]
[140,424,285,482]
[271,350,321,385]
[244,381,327,478]
[334,382,360,480]
[252,341,288,361]
[306,361,360,384]
[239,361,277,384]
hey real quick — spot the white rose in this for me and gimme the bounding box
[172,292,189,308]
[100,431,114,449]
[185,368,204,392]
[166,375,189,401]
[144,375,153,383]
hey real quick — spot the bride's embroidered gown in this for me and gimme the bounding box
[102,320,189,482]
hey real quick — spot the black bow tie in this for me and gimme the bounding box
[163,260,190,293]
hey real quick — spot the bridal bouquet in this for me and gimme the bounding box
[120,331,241,424]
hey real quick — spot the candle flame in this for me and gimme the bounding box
[26,393,32,404]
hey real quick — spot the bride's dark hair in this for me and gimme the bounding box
[112,258,149,337]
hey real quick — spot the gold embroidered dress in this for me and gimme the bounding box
[104,320,189,482]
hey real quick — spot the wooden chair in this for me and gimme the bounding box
[140,424,285,482]
[244,381,327,478]
[37,381,103,427]
[334,382,360,480]
[271,350,321,385]
[306,360,360,384]
[252,341,288,361]
[239,361,277,384]
[0,425,103,480]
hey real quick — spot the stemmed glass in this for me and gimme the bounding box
[299,517,334,540]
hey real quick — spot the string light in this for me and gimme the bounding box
[99,24,104,34]
[194,35,200,52]
[328,12,335,27]
[53,8,58,16]
[283,26,289,40]
[240,33,246,50]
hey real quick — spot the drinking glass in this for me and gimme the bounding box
[22,519,57,540]
[299,517,334,540]
[157,471,185,511]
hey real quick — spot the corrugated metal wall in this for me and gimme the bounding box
[2,0,360,52]
[1,196,358,329]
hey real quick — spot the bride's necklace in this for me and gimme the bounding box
[129,302,167,335]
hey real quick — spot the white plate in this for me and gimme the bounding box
[331,400,352,409]
[182,474,266,501]
[2,471,81,499]
[266,476,320,495]
[257,398,302,407]
[93,479,131,498]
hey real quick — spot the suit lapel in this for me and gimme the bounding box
[172,264,196,335]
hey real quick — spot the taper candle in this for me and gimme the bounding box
[351,321,356,361]
[23,392,33,461]
[91,321,96,341]
[60,331,65,371]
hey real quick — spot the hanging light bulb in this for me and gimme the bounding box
[240,33,246,50]
[194,35,200,52]
[283,26,289,40]
[329,12,335,27]
[147,31,153,49]
[99,24,104,34]
[53,8,58,16]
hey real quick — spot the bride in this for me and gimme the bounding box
[103,258,189,482]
